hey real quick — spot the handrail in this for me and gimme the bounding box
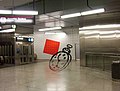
[85,52,120,57]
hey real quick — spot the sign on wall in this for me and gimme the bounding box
[43,39,60,55]
[0,15,34,24]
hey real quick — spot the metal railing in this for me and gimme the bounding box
[85,52,120,71]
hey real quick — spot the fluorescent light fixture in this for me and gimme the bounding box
[39,27,62,31]
[81,30,120,39]
[0,10,12,14]
[61,13,81,19]
[80,30,120,35]
[84,31,99,35]
[20,36,29,38]
[45,32,65,35]
[0,29,15,33]
[15,33,19,36]
[100,31,115,35]
[85,35,99,38]
[45,32,58,34]
[79,24,120,30]
[79,30,97,34]
[12,25,16,29]
[45,32,66,38]
[0,10,38,15]
[81,8,105,16]
[61,8,104,19]
[17,37,23,40]
[12,10,38,15]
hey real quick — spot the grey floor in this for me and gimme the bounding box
[0,61,120,91]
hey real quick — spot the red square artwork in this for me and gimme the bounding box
[43,39,60,55]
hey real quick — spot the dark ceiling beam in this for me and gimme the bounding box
[86,0,92,9]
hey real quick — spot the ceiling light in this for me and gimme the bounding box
[45,32,65,35]
[79,24,120,30]
[12,25,16,29]
[0,10,38,15]
[45,32,58,34]
[17,37,24,40]
[85,35,99,38]
[12,10,38,15]
[84,31,99,35]
[61,13,81,19]
[0,10,12,14]
[99,31,115,34]
[45,32,66,38]
[115,30,120,33]
[0,29,15,33]
[39,27,62,31]
[61,8,105,19]
[81,8,105,16]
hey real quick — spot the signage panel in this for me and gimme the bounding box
[0,15,34,24]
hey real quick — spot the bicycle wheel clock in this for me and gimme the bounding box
[49,44,73,71]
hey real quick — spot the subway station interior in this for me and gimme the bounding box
[0,0,120,91]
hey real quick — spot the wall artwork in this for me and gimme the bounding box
[43,39,60,55]
[49,44,73,71]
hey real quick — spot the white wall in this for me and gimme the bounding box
[34,28,79,60]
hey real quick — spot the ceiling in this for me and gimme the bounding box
[35,11,120,31]
[0,0,33,9]
[35,0,120,31]
[0,0,120,34]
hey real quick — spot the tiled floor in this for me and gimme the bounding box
[0,61,120,91]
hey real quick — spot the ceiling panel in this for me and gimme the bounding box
[0,0,33,9]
